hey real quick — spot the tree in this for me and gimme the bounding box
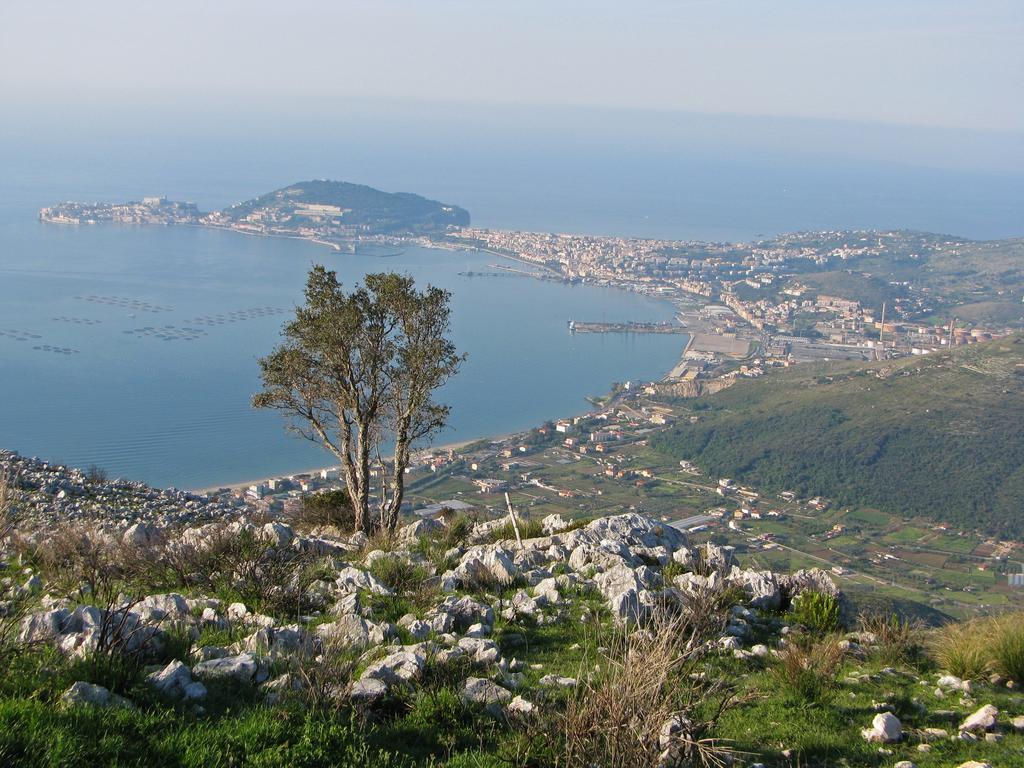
[254,266,463,533]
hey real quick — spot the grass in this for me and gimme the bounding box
[989,613,1024,681]
[484,518,545,544]
[925,614,1024,680]
[367,556,430,595]
[768,635,845,703]
[858,611,923,666]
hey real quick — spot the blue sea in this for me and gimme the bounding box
[1,103,1021,488]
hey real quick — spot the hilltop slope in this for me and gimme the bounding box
[652,336,1024,538]
[217,180,469,235]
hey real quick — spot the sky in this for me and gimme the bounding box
[1,0,1022,134]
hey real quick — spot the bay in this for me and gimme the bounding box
[0,215,683,489]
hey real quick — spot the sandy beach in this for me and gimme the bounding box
[192,434,512,494]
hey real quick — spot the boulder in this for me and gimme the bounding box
[539,674,577,688]
[861,712,902,743]
[508,695,536,716]
[146,659,193,697]
[960,704,998,734]
[18,608,71,644]
[729,567,781,610]
[350,677,388,704]
[262,521,295,547]
[594,563,642,601]
[398,517,444,544]
[123,522,159,547]
[361,648,426,687]
[461,677,512,709]
[315,614,384,649]
[138,593,190,624]
[193,653,259,683]
[336,567,393,596]
[60,681,132,709]
[541,514,569,535]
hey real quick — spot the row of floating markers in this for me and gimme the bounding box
[122,325,209,342]
[74,295,175,313]
[1,330,78,355]
[0,329,43,341]
[52,316,102,325]
[184,306,289,326]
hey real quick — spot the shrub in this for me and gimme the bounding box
[790,591,840,634]
[0,471,19,542]
[661,560,688,583]
[294,489,355,531]
[769,635,845,703]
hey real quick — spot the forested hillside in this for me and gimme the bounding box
[651,336,1024,538]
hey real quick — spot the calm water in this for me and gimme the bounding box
[2,107,1021,488]
[0,212,683,489]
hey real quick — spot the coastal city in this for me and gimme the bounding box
[446,227,1015,366]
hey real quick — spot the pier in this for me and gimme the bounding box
[568,320,689,334]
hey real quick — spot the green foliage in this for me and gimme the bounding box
[660,560,688,583]
[651,338,1024,537]
[297,489,354,531]
[254,266,464,533]
[0,699,409,768]
[790,592,840,634]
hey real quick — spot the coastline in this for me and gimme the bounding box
[191,434,508,495]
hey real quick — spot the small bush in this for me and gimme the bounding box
[295,489,355,531]
[661,560,687,583]
[790,591,840,634]
[769,635,845,703]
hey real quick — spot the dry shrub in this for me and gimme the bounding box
[927,619,991,680]
[0,472,19,543]
[292,636,360,711]
[769,634,845,702]
[33,524,124,602]
[561,610,740,768]
[859,611,923,665]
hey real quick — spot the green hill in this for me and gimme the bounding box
[220,180,470,235]
[651,336,1024,538]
